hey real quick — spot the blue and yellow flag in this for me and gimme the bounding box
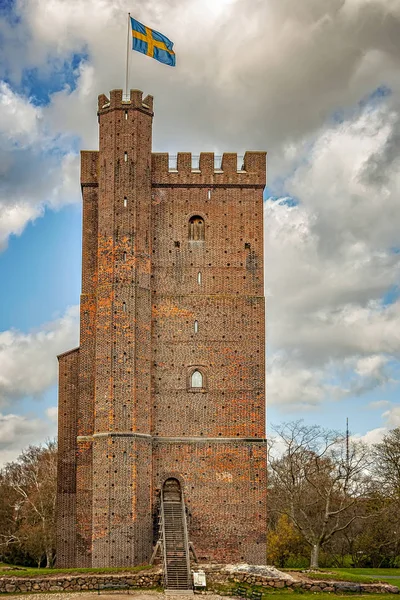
[130,17,176,67]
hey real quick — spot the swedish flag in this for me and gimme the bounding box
[130,17,176,67]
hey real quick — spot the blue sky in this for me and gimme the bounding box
[0,206,81,331]
[0,0,400,463]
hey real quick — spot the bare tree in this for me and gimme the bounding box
[268,421,372,568]
[0,440,57,567]
[373,427,400,499]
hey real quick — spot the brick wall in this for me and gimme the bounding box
[153,441,267,563]
[56,348,79,567]
[151,161,266,563]
[76,150,98,566]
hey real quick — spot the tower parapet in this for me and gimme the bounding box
[98,89,154,114]
[151,151,266,186]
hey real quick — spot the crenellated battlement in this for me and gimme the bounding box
[97,89,153,115]
[152,151,266,187]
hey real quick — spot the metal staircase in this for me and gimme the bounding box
[160,484,192,591]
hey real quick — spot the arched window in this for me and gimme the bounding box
[191,370,203,388]
[189,215,205,241]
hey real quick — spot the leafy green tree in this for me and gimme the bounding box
[267,513,308,567]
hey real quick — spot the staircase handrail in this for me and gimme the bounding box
[160,489,168,588]
[181,491,192,589]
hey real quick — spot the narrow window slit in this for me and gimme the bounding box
[124,197,127,207]
[124,152,128,162]
[197,272,202,285]
[194,320,199,333]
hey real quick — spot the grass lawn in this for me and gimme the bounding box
[257,595,399,600]
[331,568,400,589]
[343,569,400,576]
[285,568,400,588]
[213,581,399,600]
[0,564,152,578]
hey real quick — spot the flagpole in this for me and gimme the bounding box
[125,12,131,98]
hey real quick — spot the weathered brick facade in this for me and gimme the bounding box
[56,88,267,567]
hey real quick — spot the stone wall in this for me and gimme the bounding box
[0,572,162,594]
[1,566,398,595]
[203,567,399,595]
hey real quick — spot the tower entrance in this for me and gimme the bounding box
[163,478,182,502]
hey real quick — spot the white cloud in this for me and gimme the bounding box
[0,306,79,407]
[45,406,58,422]
[0,202,41,245]
[267,355,328,411]
[0,81,42,146]
[2,0,400,150]
[368,400,391,410]
[0,83,80,249]
[353,426,387,446]
[382,406,400,428]
[264,99,400,409]
[0,412,57,466]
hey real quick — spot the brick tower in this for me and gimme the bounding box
[56,88,267,568]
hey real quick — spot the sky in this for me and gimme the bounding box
[0,0,400,464]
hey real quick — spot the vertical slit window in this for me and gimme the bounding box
[197,272,202,285]
[208,190,211,199]
[123,451,127,463]
[123,197,127,207]
[123,252,127,262]
[124,152,128,162]
[122,302,126,313]
[125,111,128,120]
[194,320,199,333]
